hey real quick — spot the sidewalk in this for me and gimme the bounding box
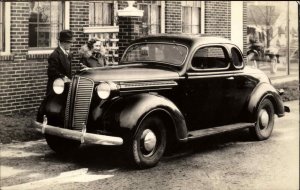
[271,75,299,85]
[250,60,299,85]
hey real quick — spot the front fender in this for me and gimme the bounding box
[105,93,188,141]
[248,82,285,119]
[37,93,67,126]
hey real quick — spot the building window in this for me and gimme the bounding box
[138,1,161,35]
[0,2,4,52]
[0,2,10,55]
[89,1,114,26]
[182,1,201,34]
[28,1,63,48]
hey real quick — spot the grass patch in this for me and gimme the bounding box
[0,110,43,144]
[273,80,299,102]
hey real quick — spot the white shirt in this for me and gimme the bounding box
[59,45,69,56]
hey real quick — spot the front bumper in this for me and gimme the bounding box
[32,116,123,146]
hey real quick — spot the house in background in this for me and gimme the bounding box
[0,1,246,114]
[247,1,299,76]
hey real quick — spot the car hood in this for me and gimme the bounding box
[77,64,180,82]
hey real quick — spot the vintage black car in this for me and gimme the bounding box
[34,34,289,168]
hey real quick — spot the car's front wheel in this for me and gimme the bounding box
[250,99,275,140]
[128,115,167,169]
[45,134,81,154]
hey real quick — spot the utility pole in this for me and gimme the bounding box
[287,1,290,75]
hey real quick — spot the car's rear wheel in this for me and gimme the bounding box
[45,134,80,154]
[250,99,275,140]
[128,115,167,169]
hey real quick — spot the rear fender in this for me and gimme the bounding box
[106,93,188,141]
[247,83,285,119]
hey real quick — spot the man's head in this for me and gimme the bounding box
[58,30,75,50]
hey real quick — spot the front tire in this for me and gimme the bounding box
[128,115,167,169]
[45,134,80,154]
[250,99,275,140]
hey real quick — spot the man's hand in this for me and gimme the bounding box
[80,63,90,71]
[63,76,71,82]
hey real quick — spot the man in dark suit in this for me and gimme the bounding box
[46,30,75,95]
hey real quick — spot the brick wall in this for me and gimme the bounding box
[205,1,231,39]
[118,16,142,59]
[0,2,48,114]
[69,1,89,70]
[165,1,182,34]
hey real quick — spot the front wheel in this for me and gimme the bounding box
[128,115,167,169]
[249,99,275,140]
[45,134,81,154]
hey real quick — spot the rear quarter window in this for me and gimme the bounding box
[231,47,243,68]
[191,46,229,70]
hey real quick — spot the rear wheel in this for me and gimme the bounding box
[250,99,275,140]
[45,134,80,154]
[128,115,167,169]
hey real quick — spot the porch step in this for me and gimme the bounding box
[187,123,255,140]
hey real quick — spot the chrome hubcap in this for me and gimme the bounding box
[259,109,269,129]
[141,129,157,152]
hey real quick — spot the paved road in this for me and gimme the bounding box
[1,101,298,190]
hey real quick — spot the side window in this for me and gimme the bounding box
[231,47,243,68]
[192,46,229,70]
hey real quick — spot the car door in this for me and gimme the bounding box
[223,46,259,123]
[183,45,234,130]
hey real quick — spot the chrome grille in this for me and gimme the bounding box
[64,80,72,128]
[65,77,94,131]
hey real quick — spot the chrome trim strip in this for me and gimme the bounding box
[120,81,177,89]
[188,70,243,76]
[64,79,73,128]
[108,77,180,83]
[120,87,175,93]
[188,74,233,79]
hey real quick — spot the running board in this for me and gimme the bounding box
[187,123,255,140]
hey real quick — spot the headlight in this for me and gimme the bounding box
[53,78,65,94]
[96,82,118,99]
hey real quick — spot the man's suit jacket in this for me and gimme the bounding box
[46,47,72,95]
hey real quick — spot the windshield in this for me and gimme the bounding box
[121,43,188,66]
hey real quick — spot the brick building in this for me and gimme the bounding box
[0,1,247,114]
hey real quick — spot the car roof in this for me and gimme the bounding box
[131,34,234,47]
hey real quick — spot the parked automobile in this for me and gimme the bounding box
[34,34,290,168]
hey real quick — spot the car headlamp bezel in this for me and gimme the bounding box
[53,78,65,94]
[96,81,118,99]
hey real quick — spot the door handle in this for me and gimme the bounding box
[226,76,234,80]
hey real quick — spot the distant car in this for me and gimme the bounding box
[34,34,290,169]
